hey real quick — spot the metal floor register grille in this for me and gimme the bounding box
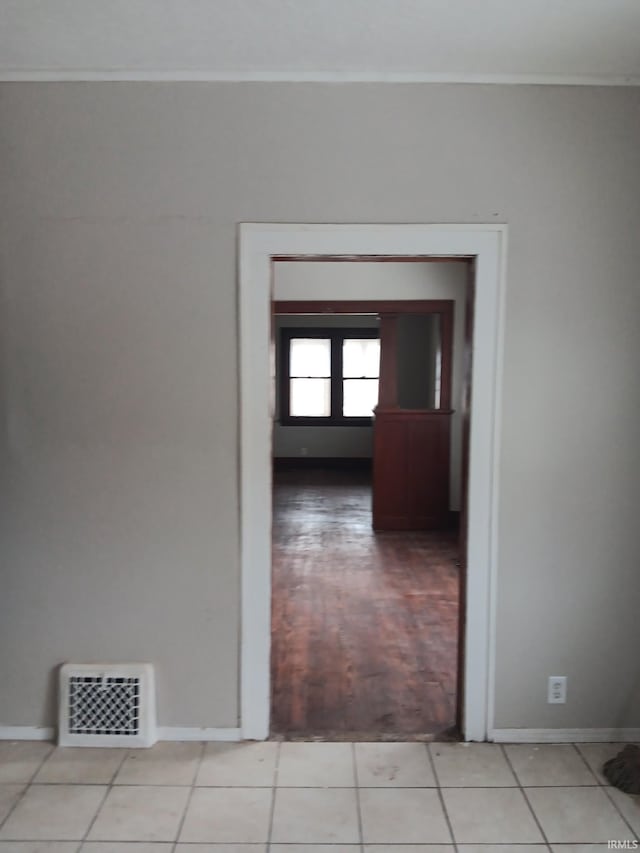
[69,675,140,736]
[59,663,156,747]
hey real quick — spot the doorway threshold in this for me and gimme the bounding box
[270,727,461,743]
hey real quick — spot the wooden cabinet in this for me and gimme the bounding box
[372,409,451,530]
[372,304,453,531]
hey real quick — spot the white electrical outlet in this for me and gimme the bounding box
[548,676,567,704]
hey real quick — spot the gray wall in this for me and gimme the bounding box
[1,83,639,731]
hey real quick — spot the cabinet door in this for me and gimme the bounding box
[407,416,450,529]
[373,412,450,531]
[372,417,408,530]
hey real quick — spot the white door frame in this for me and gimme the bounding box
[238,223,507,741]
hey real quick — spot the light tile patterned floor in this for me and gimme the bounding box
[0,740,638,851]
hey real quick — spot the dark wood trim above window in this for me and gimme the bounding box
[274,299,453,316]
[272,255,472,264]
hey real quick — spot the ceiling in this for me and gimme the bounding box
[1,0,639,83]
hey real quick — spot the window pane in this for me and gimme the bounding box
[290,338,331,377]
[433,347,442,409]
[343,378,379,417]
[290,378,331,417]
[343,338,380,378]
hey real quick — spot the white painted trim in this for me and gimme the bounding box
[0,727,55,741]
[485,230,508,745]
[239,223,507,742]
[0,726,242,742]
[1,70,639,86]
[3,725,636,745]
[490,728,640,743]
[157,727,242,742]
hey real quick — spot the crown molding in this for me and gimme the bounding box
[1,69,639,85]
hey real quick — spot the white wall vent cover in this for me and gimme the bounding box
[59,663,157,747]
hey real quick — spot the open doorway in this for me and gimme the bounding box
[270,263,470,740]
[238,223,506,744]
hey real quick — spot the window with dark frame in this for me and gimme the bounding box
[280,327,381,426]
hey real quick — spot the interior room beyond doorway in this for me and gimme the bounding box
[270,259,470,740]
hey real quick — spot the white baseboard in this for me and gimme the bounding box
[0,726,243,743]
[4,724,636,745]
[156,727,243,742]
[0,727,55,741]
[490,728,640,743]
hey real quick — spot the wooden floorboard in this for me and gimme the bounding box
[271,467,460,739]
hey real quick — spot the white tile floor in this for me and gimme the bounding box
[0,740,638,851]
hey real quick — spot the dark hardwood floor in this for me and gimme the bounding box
[271,466,460,740]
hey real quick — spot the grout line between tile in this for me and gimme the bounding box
[170,740,205,852]
[0,741,55,833]
[266,739,281,852]
[571,741,606,785]
[576,744,636,842]
[249,782,590,788]
[351,742,365,853]
[500,743,551,850]
[600,780,640,842]
[78,742,130,850]
[25,741,56,780]
[11,779,612,787]
[533,741,639,843]
[426,741,457,852]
